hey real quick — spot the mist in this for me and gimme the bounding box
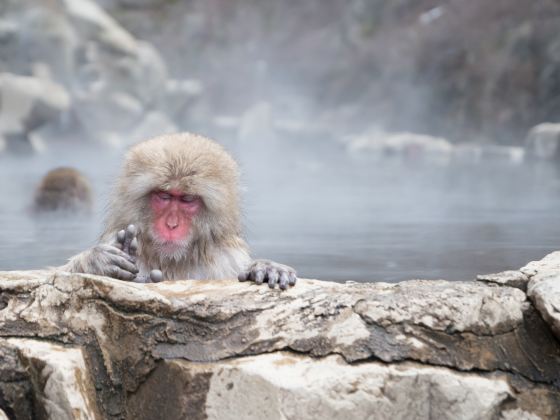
[1,0,560,282]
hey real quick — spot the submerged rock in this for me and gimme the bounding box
[0,253,560,419]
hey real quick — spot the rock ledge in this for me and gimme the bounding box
[1,253,560,419]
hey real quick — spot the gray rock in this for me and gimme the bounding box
[0,263,559,418]
[0,340,36,419]
[0,0,171,149]
[130,355,513,420]
[347,130,453,161]
[523,251,560,340]
[525,122,560,160]
[6,339,100,420]
[73,91,144,145]
[476,270,529,291]
[0,72,70,152]
[0,73,70,132]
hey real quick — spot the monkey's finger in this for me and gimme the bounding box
[279,272,290,290]
[238,271,249,282]
[103,245,137,263]
[267,269,279,289]
[109,255,139,274]
[252,270,265,285]
[150,269,163,283]
[123,224,137,254]
[107,266,136,281]
[129,237,138,257]
[116,230,126,246]
[288,272,297,286]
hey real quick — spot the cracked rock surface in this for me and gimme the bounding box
[522,251,560,340]
[1,254,560,419]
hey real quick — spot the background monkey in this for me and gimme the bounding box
[62,133,297,289]
[33,167,92,213]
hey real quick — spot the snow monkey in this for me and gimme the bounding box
[34,167,92,213]
[62,133,297,289]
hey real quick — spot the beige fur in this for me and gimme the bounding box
[64,133,251,281]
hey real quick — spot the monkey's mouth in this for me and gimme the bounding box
[151,235,190,260]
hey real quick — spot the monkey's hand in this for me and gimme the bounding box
[63,243,139,281]
[116,224,164,283]
[238,259,297,290]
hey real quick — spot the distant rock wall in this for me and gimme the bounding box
[0,0,188,153]
[1,253,560,419]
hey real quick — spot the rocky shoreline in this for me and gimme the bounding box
[1,252,559,419]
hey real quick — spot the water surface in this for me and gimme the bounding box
[1,140,559,282]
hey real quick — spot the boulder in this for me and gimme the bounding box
[0,0,170,150]
[525,122,560,160]
[522,251,560,339]
[1,254,560,418]
[453,144,525,164]
[0,72,70,152]
[348,130,453,160]
[477,270,529,291]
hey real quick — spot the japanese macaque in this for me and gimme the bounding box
[61,133,297,289]
[33,167,92,213]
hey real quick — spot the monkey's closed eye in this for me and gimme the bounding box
[157,191,172,201]
[181,194,198,203]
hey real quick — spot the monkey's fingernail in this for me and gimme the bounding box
[126,224,137,236]
[117,230,126,243]
[268,279,276,289]
[279,272,289,289]
[288,273,297,286]
[238,272,248,282]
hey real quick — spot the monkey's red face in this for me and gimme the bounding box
[150,190,202,243]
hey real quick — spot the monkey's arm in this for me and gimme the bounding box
[238,259,297,290]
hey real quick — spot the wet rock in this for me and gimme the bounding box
[0,255,559,418]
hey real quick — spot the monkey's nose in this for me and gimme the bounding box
[166,217,179,230]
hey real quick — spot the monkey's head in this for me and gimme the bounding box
[106,133,242,260]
